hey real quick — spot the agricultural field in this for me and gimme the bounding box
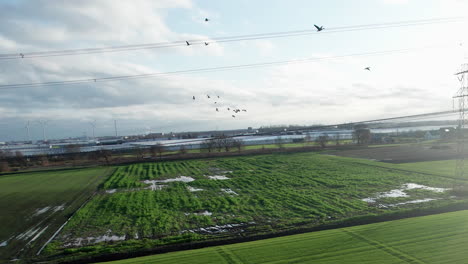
[0,167,114,262]
[40,152,468,262]
[328,143,461,163]
[104,210,468,264]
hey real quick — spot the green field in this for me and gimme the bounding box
[41,152,468,261]
[103,210,468,264]
[0,167,114,261]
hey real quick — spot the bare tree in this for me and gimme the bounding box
[39,155,49,166]
[215,136,225,152]
[134,146,146,159]
[316,134,329,149]
[335,133,341,146]
[201,139,216,153]
[304,133,312,145]
[15,151,26,167]
[275,136,284,149]
[0,161,10,172]
[150,143,165,158]
[353,125,372,145]
[179,145,187,155]
[232,139,244,152]
[98,149,112,165]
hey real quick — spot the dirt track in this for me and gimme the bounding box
[328,144,464,163]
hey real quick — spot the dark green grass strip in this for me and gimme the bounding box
[102,210,468,264]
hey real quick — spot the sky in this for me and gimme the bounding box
[0,0,467,141]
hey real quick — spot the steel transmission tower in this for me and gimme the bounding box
[455,64,468,178]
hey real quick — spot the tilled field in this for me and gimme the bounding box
[328,143,461,163]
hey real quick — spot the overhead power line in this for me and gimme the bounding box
[0,17,463,60]
[294,109,461,132]
[0,45,449,90]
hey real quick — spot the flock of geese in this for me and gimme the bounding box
[193,94,247,118]
[189,20,371,118]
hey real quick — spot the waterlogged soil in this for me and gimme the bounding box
[362,182,451,207]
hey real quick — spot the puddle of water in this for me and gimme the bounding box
[153,176,195,183]
[33,205,65,217]
[0,241,7,247]
[34,207,51,216]
[403,183,449,193]
[185,211,213,216]
[29,226,48,243]
[144,183,167,191]
[52,205,65,213]
[16,227,43,241]
[187,186,204,192]
[106,189,117,194]
[65,234,126,247]
[388,198,437,207]
[362,183,450,204]
[182,223,245,234]
[142,176,195,191]
[221,188,238,195]
[208,175,230,180]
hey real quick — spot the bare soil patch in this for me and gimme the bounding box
[328,144,462,163]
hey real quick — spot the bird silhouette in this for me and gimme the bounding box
[214,102,217,104]
[207,95,211,98]
[227,108,230,111]
[186,41,190,46]
[216,108,219,112]
[204,42,209,46]
[20,53,24,58]
[205,18,209,22]
[232,115,236,118]
[242,109,247,112]
[314,25,324,32]
[217,95,220,98]
[193,96,196,100]
[364,67,371,71]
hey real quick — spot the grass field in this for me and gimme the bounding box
[41,152,468,261]
[103,210,468,264]
[0,167,114,261]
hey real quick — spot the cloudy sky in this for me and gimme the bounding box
[0,0,467,141]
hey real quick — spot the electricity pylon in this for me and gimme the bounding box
[454,64,468,178]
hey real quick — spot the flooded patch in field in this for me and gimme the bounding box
[182,223,246,234]
[64,234,126,247]
[152,176,195,183]
[185,211,213,216]
[29,226,48,243]
[16,227,42,241]
[221,188,238,195]
[388,198,438,207]
[187,186,204,192]
[34,206,51,216]
[105,189,117,194]
[403,183,449,193]
[208,175,230,180]
[0,240,7,247]
[142,182,167,191]
[141,176,195,191]
[33,205,65,217]
[363,183,450,204]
